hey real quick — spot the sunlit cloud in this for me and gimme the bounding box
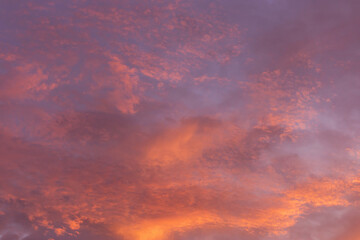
[1,0,360,240]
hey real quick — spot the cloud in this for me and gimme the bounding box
[1,0,360,239]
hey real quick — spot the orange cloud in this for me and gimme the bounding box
[1,1,360,240]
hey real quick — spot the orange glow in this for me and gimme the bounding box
[1,1,360,239]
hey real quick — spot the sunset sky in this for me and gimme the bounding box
[1,1,360,239]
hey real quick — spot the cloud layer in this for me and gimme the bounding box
[1,0,360,239]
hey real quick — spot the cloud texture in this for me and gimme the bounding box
[1,0,360,239]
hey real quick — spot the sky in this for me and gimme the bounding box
[1,0,360,239]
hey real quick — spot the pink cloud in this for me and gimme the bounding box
[1,0,360,239]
